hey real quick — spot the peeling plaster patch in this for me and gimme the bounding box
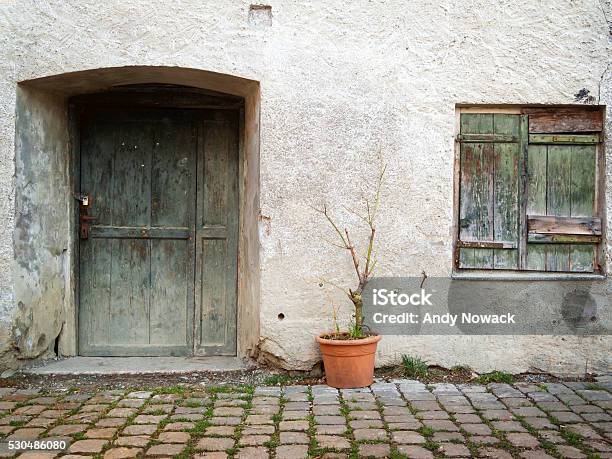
[249,4,272,28]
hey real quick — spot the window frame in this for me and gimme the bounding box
[452,105,606,279]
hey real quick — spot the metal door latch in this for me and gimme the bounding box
[76,193,96,239]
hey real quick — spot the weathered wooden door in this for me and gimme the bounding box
[78,109,238,356]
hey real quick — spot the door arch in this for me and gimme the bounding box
[14,67,261,360]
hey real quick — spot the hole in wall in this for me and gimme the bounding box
[277,313,285,321]
[249,4,272,27]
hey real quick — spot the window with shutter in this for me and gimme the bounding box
[455,107,604,274]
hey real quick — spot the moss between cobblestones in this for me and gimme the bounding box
[167,389,214,459]
[514,414,562,459]
[338,390,358,458]
[585,383,604,391]
[226,386,253,459]
[388,448,409,459]
[263,374,307,386]
[0,380,609,459]
[306,386,326,457]
[263,394,283,450]
[152,386,188,395]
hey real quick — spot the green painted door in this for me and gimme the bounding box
[78,109,238,356]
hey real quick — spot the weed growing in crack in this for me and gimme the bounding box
[400,355,429,379]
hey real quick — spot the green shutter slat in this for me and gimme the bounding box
[526,144,547,271]
[546,145,572,271]
[569,145,596,272]
[458,113,521,270]
[493,142,519,269]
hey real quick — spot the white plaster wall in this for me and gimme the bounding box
[0,0,610,374]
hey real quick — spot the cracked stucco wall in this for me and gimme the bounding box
[0,1,610,374]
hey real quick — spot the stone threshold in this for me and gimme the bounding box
[20,356,252,375]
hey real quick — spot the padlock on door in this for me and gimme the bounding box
[75,193,96,239]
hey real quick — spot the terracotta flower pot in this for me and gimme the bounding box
[316,333,382,388]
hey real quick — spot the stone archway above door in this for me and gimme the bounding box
[13,67,261,361]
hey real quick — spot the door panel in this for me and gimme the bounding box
[79,108,240,356]
[79,110,197,356]
[195,114,239,355]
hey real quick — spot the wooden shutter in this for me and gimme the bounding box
[525,135,600,272]
[457,114,520,269]
[456,108,602,273]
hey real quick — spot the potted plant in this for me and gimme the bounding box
[314,163,386,388]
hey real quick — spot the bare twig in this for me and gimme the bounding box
[311,204,349,248]
[343,205,370,226]
[364,227,376,279]
[344,229,363,284]
[315,155,387,334]
[319,277,350,296]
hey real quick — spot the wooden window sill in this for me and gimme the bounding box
[451,270,606,281]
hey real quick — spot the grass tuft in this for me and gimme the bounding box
[561,428,583,447]
[400,354,429,378]
[473,371,514,385]
[418,426,434,437]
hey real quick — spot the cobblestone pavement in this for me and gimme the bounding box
[0,378,610,458]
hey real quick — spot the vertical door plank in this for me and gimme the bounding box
[526,144,547,270]
[151,117,193,228]
[150,239,189,346]
[108,122,153,344]
[80,121,114,351]
[195,114,239,355]
[546,145,571,271]
[203,123,229,226]
[79,239,112,350]
[81,121,114,225]
[111,123,152,227]
[569,145,596,272]
[199,239,229,346]
[109,238,150,345]
[148,117,195,347]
